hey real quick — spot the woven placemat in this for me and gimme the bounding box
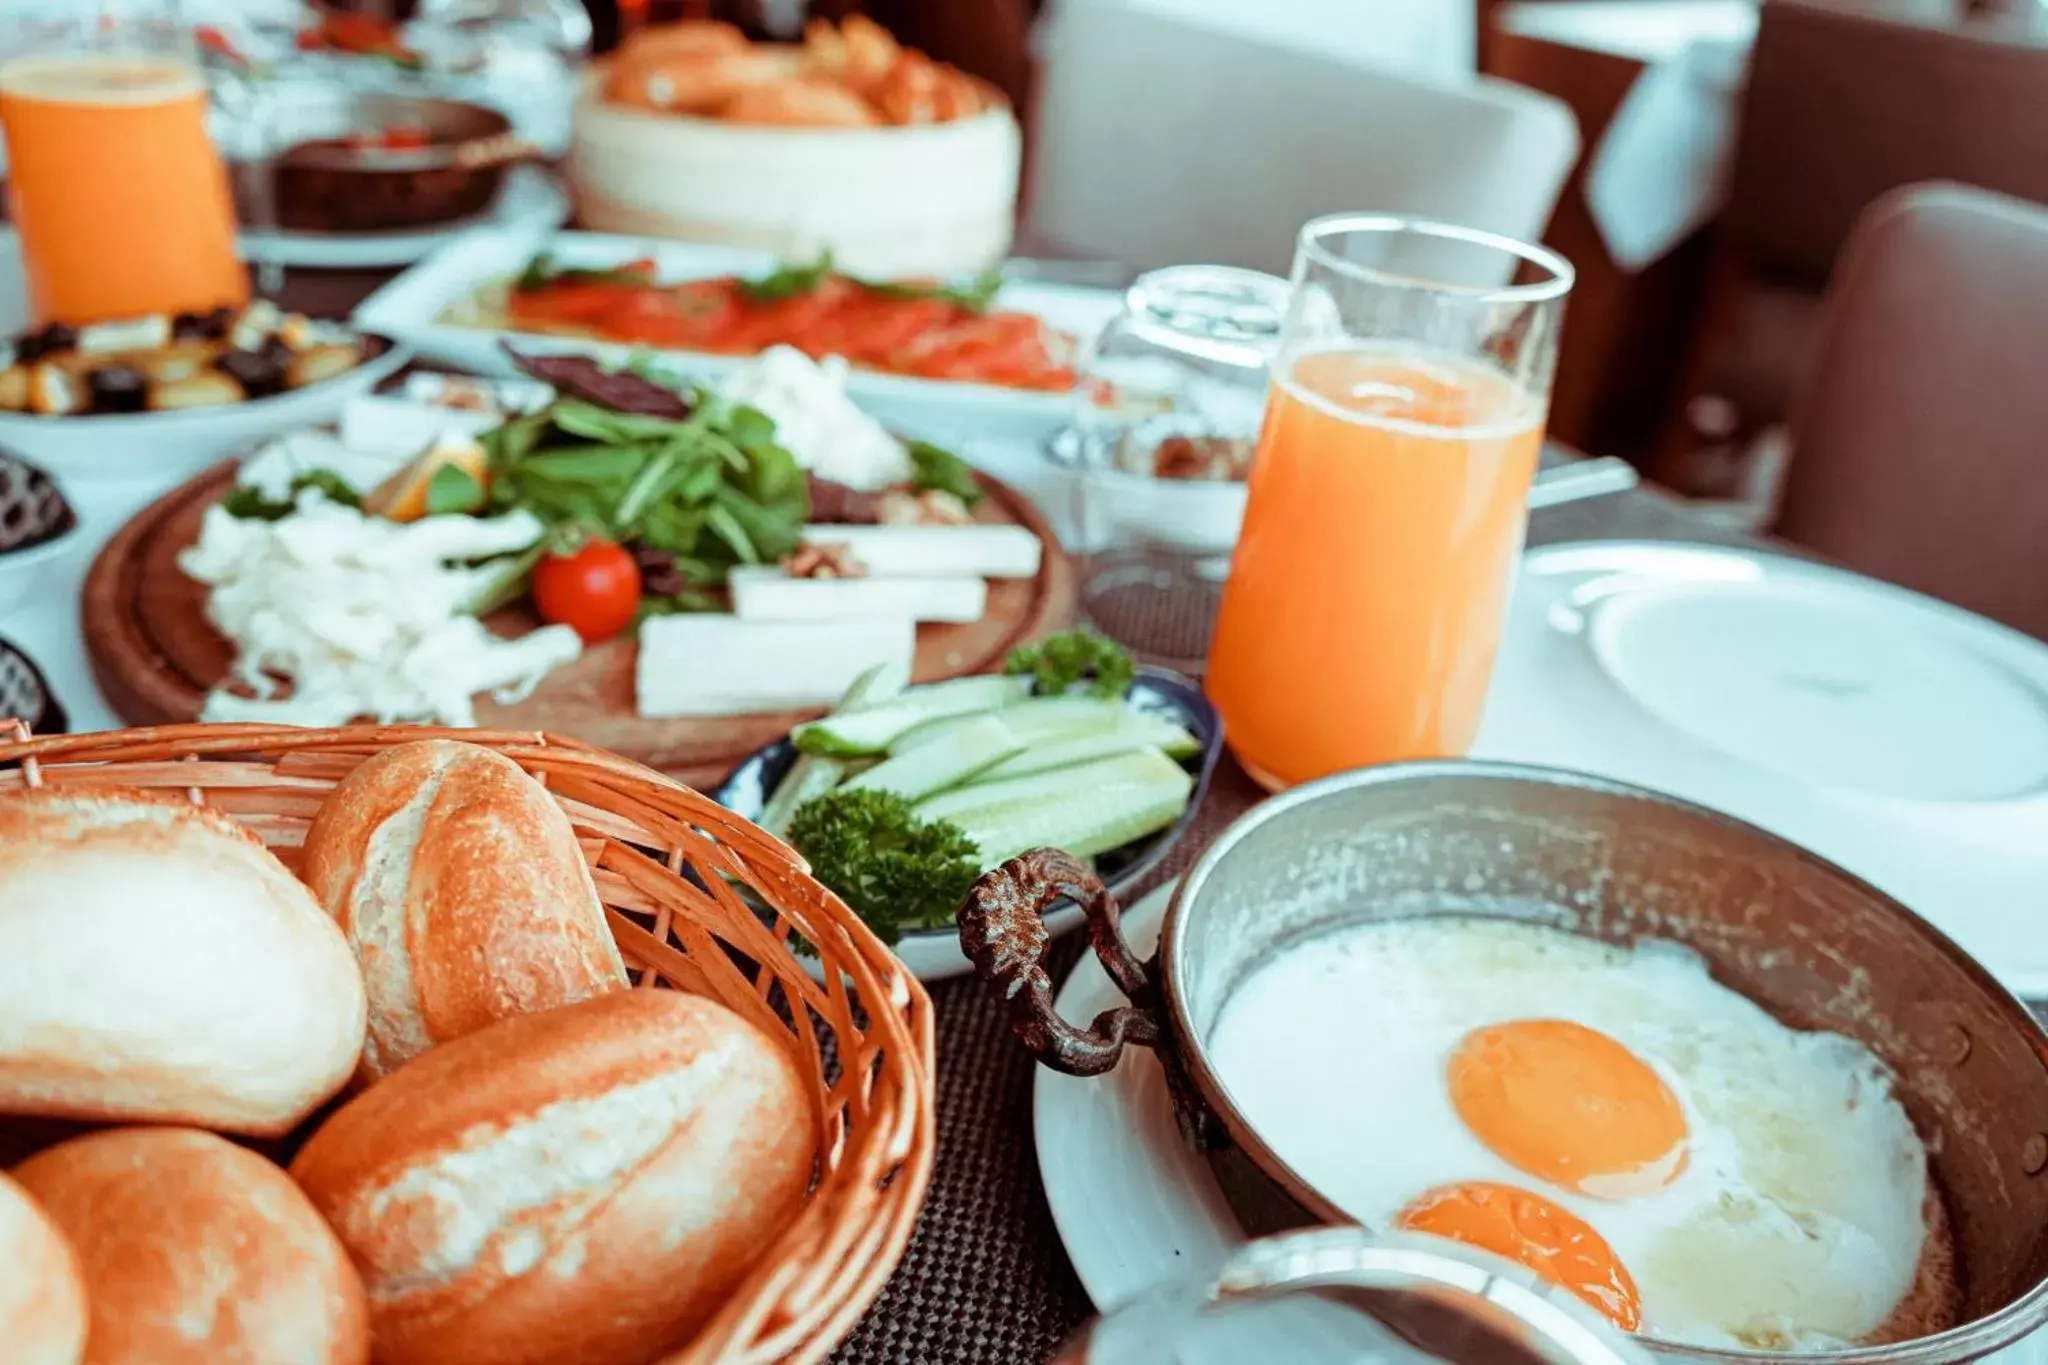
[829,759,1267,1364]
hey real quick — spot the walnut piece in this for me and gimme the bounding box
[878,488,974,526]
[783,539,870,579]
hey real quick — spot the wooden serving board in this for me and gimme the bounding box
[84,463,1076,789]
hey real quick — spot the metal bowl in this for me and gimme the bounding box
[963,761,2048,1364]
[234,88,533,233]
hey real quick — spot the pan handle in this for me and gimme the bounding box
[959,848,1164,1076]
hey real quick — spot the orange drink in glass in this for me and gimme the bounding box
[1,43,248,325]
[1205,215,1572,790]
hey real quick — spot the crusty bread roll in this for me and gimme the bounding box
[302,740,628,1081]
[292,989,816,1365]
[13,1127,368,1365]
[0,1172,86,1365]
[0,789,366,1135]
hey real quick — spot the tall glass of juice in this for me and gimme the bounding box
[0,6,249,325]
[1205,214,1572,791]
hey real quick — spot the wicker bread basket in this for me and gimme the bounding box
[0,720,936,1365]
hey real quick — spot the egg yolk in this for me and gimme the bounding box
[1397,1181,1643,1332]
[1448,1019,1688,1199]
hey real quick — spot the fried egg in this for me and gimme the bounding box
[1204,916,1945,1352]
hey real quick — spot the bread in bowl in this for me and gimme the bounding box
[0,1172,86,1365]
[13,1126,368,1365]
[301,739,629,1082]
[291,988,816,1365]
[0,788,366,1135]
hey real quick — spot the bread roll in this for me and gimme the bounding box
[13,1127,368,1365]
[0,789,366,1135]
[0,1172,86,1365]
[292,989,815,1365]
[302,740,628,1081]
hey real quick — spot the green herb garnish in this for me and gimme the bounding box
[741,251,838,302]
[513,252,658,293]
[787,788,982,946]
[221,470,362,521]
[907,440,983,507]
[1005,628,1136,700]
[738,251,1005,314]
[855,268,1005,314]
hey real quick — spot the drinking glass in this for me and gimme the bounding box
[1050,264,1288,673]
[1204,214,1572,791]
[0,1,251,325]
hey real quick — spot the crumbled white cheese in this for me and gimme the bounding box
[236,430,411,500]
[179,495,580,728]
[717,345,912,491]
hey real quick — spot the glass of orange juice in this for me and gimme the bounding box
[0,4,250,326]
[1205,214,1573,791]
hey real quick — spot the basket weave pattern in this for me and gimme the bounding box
[0,720,937,1365]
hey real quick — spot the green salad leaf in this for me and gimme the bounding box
[221,470,362,521]
[907,440,984,507]
[482,385,808,595]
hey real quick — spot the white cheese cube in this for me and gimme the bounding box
[797,524,1043,579]
[727,567,986,624]
[635,615,916,718]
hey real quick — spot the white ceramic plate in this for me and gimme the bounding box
[350,229,1125,446]
[1034,884,2048,1365]
[1473,540,2048,997]
[238,165,572,271]
[0,336,413,486]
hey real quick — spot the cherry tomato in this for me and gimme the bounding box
[532,540,641,644]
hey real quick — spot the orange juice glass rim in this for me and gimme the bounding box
[1297,212,1576,303]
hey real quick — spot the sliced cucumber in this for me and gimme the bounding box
[918,748,1195,868]
[970,729,1181,783]
[791,675,1028,757]
[899,696,1199,759]
[844,715,1024,802]
[758,661,910,835]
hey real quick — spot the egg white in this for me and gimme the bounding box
[1205,916,1933,1352]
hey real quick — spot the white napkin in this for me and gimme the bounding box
[1585,33,1752,270]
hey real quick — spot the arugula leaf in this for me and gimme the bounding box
[424,462,485,516]
[221,470,362,521]
[741,251,836,302]
[636,591,724,621]
[854,268,1006,314]
[907,440,984,507]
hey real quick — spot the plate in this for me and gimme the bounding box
[238,165,572,271]
[714,667,1225,981]
[1473,541,2048,996]
[0,334,413,486]
[351,229,1126,446]
[83,463,1075,789]
[1033,885,2048,1365]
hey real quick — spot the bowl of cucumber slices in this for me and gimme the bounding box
[716,630,1225,982]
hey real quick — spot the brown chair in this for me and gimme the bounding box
[1772,183,2048,641]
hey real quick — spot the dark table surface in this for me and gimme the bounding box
[274,263,1775,1365]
